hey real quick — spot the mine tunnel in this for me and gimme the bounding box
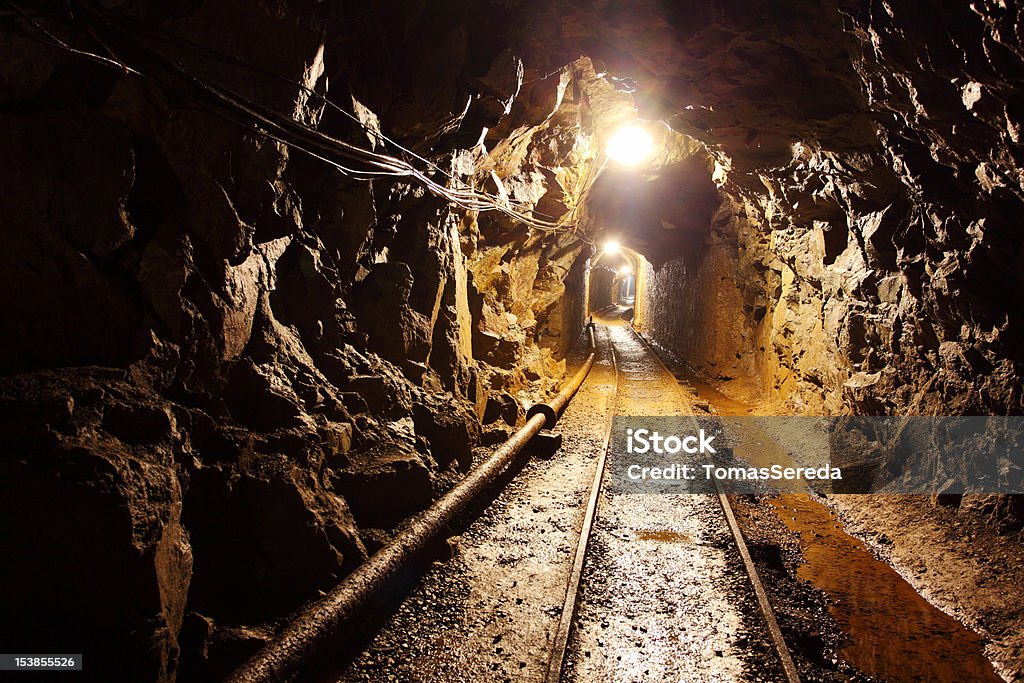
[3,1,1024,681]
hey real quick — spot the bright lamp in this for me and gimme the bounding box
[606,125,654,166]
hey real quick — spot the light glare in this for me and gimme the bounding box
[603,240,621,255]
[606,125,654,166]
[619,264,632,275]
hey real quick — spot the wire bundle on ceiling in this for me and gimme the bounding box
[7,0,593,237]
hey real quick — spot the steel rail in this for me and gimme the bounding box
[226,326,597,683]
[628,325,802,683]
[544,325,617,683]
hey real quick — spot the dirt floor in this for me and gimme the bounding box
[564,322,782,682]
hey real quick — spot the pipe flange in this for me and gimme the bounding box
[526,402,557,429]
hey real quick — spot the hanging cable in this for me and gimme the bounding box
[7,0,603,236]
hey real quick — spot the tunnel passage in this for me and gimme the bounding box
[581,147,752,388]
[587,247,638,313]
[2,1,1024,681]
[588,153,719,269]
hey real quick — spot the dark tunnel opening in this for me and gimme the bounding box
[587,153,719,269]
[588,251,637,314]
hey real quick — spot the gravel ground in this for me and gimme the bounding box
[564,323,783,682]
[334,325,616,682]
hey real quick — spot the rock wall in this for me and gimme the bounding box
[557,0,1024,418]
[636,198,760,388]
[0,2,596,680]
[4,0,1024,679]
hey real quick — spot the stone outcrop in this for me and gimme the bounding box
[0,370,192,680]
[2,0,1024,680]
[551,0,1024,419]
[0,3,596,679]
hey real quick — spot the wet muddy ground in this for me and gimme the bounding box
[650,335,1014,683]
[769,495,1000,682]
[332,312,1011,682]
[829,494,1024,681]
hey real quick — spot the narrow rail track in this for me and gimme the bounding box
[291,315,801,682]
[544,320,800,683]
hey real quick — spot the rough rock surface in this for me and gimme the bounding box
[550,1,1024,420]
[2,0,1024,680]
[0,2,596,679]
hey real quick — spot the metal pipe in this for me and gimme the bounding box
[227,325,597,683]
[526,323,596,428]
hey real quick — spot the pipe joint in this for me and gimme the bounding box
[526,402,558,430]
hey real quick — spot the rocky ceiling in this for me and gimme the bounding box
[1,0,1023,679]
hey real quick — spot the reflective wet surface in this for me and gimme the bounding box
[564,322,781,682]
[770,495,1002,683]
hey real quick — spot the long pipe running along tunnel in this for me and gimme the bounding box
[1,2,1024,682]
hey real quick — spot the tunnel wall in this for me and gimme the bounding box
[635,200,759,387]
[536,248,590,361]
[0,5,600,680]
[525,0,1024,420]
[563,250,591,348]
[588,268,616,311]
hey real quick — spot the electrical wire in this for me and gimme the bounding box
[7,0,601,236]
[121,22,532,205]
[6,0,144,77]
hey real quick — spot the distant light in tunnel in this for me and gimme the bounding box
[602,239,621,256]
[606,125,654,166]
[619,264,632,275]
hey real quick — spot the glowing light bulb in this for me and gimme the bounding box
[619,264,632,275]
[603,240,621,255]
[606,125,654,166]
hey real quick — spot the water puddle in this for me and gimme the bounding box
[634,529,691,543]
[770,495,1000,682]
[673,367,755,416]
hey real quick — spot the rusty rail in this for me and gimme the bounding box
[545,324,616,683]
[227,324,597,683]
[629,325,802,683]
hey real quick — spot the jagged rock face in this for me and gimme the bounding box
[2,0,1024,679]
[0,2,595,679]
[531,0,1024,416]
[0,370,192,680]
